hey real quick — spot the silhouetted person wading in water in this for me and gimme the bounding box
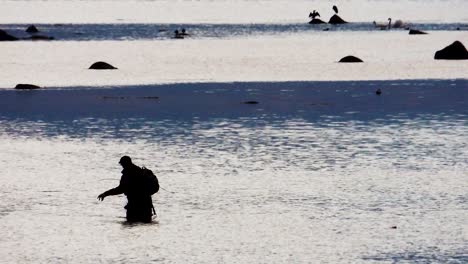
[98,156,159,223]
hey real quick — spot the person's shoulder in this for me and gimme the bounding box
[130,164,143,173]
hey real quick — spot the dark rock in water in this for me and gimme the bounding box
[102,96,126,99]
[375,89,382,95]
[339,56,363,63]
[15,84,41,90]
[434,41,468,60]
[309,18,326,24]
[89,61,118,70]
[26,25,39,33]
[409,29,427,35]
[323,28,330,31]
[28,35,54,41]
[328,14,347,24]
[140,96,159,100]
[0,29,18,41]
[243,101,259,104]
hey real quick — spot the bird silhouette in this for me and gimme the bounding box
[309,10,321,19]
[333,5,338,14]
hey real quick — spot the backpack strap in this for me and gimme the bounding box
[150,196,157,217]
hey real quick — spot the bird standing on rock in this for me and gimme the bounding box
[333,5,338,14]
[309,10,321,19]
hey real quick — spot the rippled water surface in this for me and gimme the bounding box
[1,22,467,41]
[1,80,467,263]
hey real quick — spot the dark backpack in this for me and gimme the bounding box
[141,166,159,195]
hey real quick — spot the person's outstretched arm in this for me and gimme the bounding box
[97,185,124,201]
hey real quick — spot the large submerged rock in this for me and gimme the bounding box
[89,61,118,70]
[15,84,41,90]
[328,14,347,24]
[0,29,18,41]
[339,55,363,63]
[434,41,468,60]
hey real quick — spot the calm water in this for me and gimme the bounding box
[2,0,468,24]
[0,80,467,263]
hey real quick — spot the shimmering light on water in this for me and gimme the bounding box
[1,0,467,261]
[0,81,467,263]
[1,22,466,41]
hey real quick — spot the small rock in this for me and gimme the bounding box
[375,89,382,95]
[102,96,126,99]
[391,226,397,229]
[328,14,347,24]
[15,84,41,90]
[434,41,468,60]
[89,61,118,70]
[26,25,39,33]
[243,101,259,104]
[409,29,427,35]
[339,55,363,63]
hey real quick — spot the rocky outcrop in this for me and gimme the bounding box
[89,61,118,70]
[15,84,41,90]
[409,29,427,35]
[309,18,326,24]
[0,29,18,41]
[26,25,39,33]
[328,14,347,24]
[434,41,468,60]
[339,56,363,63]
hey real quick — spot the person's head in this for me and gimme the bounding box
[119,156,132,168]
